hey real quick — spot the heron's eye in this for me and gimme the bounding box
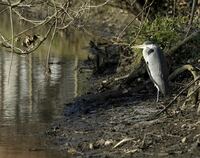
[147,49,154,54]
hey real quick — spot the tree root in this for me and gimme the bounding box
[169,64,198,81]
[169,64,199,110]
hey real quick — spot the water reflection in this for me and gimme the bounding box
[0,53,83,122]
[0,16,90,157]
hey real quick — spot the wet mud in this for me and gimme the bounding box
[46,89,200,158]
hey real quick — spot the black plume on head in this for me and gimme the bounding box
[143,41,153,45]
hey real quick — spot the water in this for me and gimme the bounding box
[0,27,90,157]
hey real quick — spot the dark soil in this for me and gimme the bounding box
[46,80,200,158]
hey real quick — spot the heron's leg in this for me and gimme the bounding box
[154,84,160,102]
[156,89,159,102]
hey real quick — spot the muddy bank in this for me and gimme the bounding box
[46,78,200,158]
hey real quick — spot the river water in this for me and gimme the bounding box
[0,22,90,157]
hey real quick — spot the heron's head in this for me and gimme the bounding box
[132,41,158,57]
[132,41,157,50]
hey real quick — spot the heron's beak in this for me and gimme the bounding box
[132,44,145,49]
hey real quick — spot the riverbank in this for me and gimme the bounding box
[46,82,200,157]
[45,4,200,158]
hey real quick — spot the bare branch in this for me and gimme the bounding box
[13,9,45,24]
[18,24,54,55]
[7,0,15,83]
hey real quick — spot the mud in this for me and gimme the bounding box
[46,85,200,158]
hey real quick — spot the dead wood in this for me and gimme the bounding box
[169,64,198,81]
[113,138,135,149]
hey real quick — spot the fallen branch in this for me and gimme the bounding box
[113,138,135,149]
[169,64,198,81]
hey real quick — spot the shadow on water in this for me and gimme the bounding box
[0,14,91,158]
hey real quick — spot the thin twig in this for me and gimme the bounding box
[13,9,44,24]
[57,0,111,30]
[185,0,197,37]
[0,19,55,55]
[184,84,200,100]
[45,0,57,74]
[2,12,55,44]
[0,0,25,7]
[116,0,154,41]
[130,5,151,45]
[173,0,176,17]
[0,7,8,14]
[21,23,55,55]
[7,0,14,83]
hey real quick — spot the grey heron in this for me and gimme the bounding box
[132,41,169,102]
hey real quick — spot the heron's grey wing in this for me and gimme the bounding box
[157,47,168,77]
[145,50,168,95]
[157,47,169,94]
[145,61,160,89]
